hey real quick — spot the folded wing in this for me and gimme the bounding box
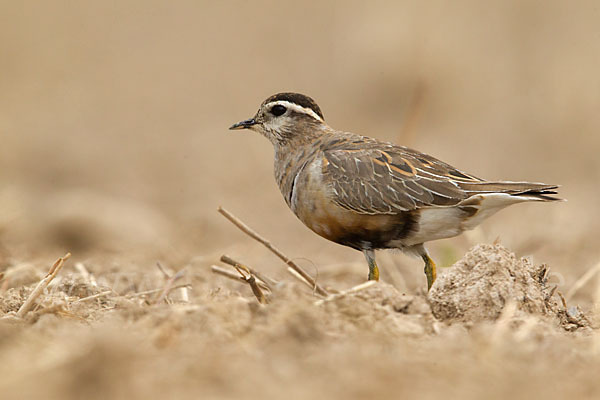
[321,141,560,215]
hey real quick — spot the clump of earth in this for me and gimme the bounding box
[428,243,589,331]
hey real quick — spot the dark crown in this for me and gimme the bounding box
[263,92,324,120]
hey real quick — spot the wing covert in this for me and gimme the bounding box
[321,145,479,214]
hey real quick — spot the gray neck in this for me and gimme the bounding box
[270,123,331,207]
[273,142,309,208]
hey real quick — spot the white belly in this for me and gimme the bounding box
[401,207,465,246]
[399,193,535,246]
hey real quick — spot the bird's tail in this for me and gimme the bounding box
[457,181,562,202]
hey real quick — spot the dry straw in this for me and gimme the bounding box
[217,206,328,297]
[16,253,71,318]
[566,261,600,302]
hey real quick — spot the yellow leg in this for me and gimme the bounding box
[422,254,437,291]
[363,249,380,281]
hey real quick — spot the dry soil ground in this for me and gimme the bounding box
[1,1,600,399]
[0,242,597,400]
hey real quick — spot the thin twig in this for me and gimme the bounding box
[566,262,600,301]
[127,284,191,299]
[287,267,313,288]
[557,291,568,309]
[211,265,270,302]
[156,261,189,303]
[156,261,172,279]
[154,269,186,304]
[16,253,71,318]
[72,290,113,303]
[218,207,328,296]
[180,286,190,302]
[314,280,376,306]
[212,265,246,281]
[245,274,268,304]
[548,285,558,300]
[74,262,97,286]
[220,255,277,289]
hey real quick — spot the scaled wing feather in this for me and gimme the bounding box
[320,138,559,215]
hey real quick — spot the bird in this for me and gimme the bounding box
[229,92,561,290]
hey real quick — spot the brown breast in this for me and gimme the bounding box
[290,157,417,251]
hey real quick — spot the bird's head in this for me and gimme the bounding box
[229,92,326,145]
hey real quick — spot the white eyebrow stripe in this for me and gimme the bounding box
[264,100,323,122]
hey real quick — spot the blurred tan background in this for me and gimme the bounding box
[1,1,599,297]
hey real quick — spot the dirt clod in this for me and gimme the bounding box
[429,244,590,330]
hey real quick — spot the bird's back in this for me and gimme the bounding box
[317,131,560,214]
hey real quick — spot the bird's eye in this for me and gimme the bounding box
[270,105,287,116]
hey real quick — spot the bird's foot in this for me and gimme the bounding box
[368,263,380,281]
[364,249,380,281]
[422,254,437,291]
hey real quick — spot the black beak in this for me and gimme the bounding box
[229,118,257,130]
